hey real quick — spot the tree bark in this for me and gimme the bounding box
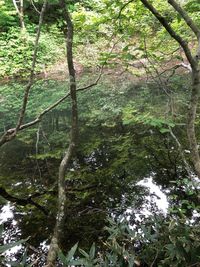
[45,1,78,266]
[187,69,200,177]
[140,0,200,178]
[12,0,26,31]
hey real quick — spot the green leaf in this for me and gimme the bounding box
[79,248,89,258]
[0,238,28,254]
[58,250,68,265]
[89,243,95,259]
[160,128,170,133]
[67,242,79,262]
[0,224,4,237]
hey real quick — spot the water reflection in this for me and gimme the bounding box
[0,204,14,223]
[137,177,169,213]
[0,78,198,264]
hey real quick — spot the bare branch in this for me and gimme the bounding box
[179,62,192,72]
[76,65,104,92]
[12,0,26,30]
[19,92,70,130]
[0,1,47,147]
[12,0,20,17]
[157,62,192,78]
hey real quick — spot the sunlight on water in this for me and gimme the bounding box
[126,177,169,223]
[138,177,169,213]
[0,203,22,260]
[0,203,14,223]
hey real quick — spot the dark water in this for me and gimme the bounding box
[0,76,199,264]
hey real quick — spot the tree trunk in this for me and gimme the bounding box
[187,69,200,177]
[0,0,47,148]
[12,0,26,31]
[139,0,200,178]
[45,1,78,266]
[45,144,76,267]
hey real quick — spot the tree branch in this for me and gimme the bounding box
[168,0,200,60]
[20,70,103,129]
[30,0,41,14]
[117,0,134,20]
[0,68,103,146]
[168,0,200,38]
[15,0,47,132]
[0,187,48,215]
[0,1,47,147]
[12,0,21,17]
[140,0,197,69]
[45,0,79,265]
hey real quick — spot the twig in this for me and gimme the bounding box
[143,36,172,98]
[35,124,42,180]
[0,65,104,148]
[20,69,103,130]
[150,250,158,267]
[30,0,41,14]
[116,0,134,20]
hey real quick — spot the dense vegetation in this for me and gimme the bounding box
[0,0,200,266]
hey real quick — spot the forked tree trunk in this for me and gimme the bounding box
[45,1,78,266]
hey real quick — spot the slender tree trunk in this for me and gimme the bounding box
[187,68,200,177]
[45,144,76,267]
[19,0,25,30]
[0,0,47,148]
[45,1,78,266]
[12,0,26,31]
[140,0,200,178]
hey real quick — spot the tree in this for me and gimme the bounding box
[0,0,48,146]
[12,0,26,31]
[0,1,103,265]
[138,0,200,178]
[45,1,78,265]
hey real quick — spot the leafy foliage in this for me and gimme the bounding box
[0,0,200,265]
[0,26,64,78]
[59,198,200,266]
